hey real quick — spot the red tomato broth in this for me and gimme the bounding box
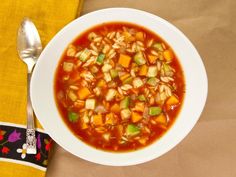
[54,22,185,152]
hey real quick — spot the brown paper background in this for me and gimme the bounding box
[46,0,236,176]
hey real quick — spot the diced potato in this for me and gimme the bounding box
[147,66,158,77]
[131,112,143,123]
[68,90,77,101]
[106,89,117,101]
[104,72,112,82]
[133,77,144,88]
[121,108,131,120]
[147,55,158,64]
[163,49,174,61]
[154,113,167,126]
[135,32,144,41]
[102,64,112,72]
[63,62,74,72]
[138,65,148,76]
[105,113,116,125]
[77,87,91,100]
[118,54,131,68]
[134,102,145,112]
[91,114,103,126]
[110,103,120,113]
[93,87,101,96]
[85,99,96,110]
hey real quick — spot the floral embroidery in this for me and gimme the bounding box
[0,125,52,168]
[16,143,27,159]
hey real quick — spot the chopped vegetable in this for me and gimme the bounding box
[147,66,158,77]
[90,65,99,73]
[126,124,140,137]
[120,97,130,109]
[166,95,179,105]
[77,87,91,100]
[93,87,101,96]
[133,77,144,88]
[131,112,143,123]
[154,113,167,126]
[110,69,118,78]
[118,54,131,68]
[110,103,120,113]
[106,89,117,101]
[137,95,146,102]
[79,48,91,61]
[119,73,130,81]
[153,43,164,51]
[163,50,174,61]
[97,79,106,87]
[121,108,131,120]
[91,114,103,126]
[135,32,144,41]
[102,64,112,72]
[147,77,159,86]
[134,52,146,65]
[104,72,112,82]
[138,137,148,145]
[138,64,148,76]
[134,102,145,112]
[63,62,74,72]
[102,133,111,141]
[149,107,162,116]
[68,90,77,101]
[68,112,79,123]
[147,55,158,64]
[85,99,96,110]
[80,113,89,129]
[105,113,116,125]
[96,53,105,64]
[123,77,133,84]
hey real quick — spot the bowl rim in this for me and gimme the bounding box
[31,7,208,166]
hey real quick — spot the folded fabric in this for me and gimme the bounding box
[0,0,83,176]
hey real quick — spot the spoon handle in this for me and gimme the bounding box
[26,73,36,154]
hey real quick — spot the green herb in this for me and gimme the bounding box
[68,112,79,123]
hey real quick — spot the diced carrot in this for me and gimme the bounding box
[166,95,179,105]
[138,65,148,76]
[97,79,106,87]
[163,49,174,61]
[119,73,130,81]
[77,87,91,100]
[154,113,167,126]
[105,113,117,125]
[148,55,158,64]
[123,31,135,42]
[118,54,131,68]
[81,121,88,129]
[110,103,120,113]
[138,137,148,145]
[131,112,143,123]
[135,32,144,41]
[130,88,139,95]
[92,114,103,126]
[134,102,145,112]
[109,59,115,67]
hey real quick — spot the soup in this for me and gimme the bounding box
[54,22,185,152]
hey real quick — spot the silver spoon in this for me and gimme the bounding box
[17,18,42,154]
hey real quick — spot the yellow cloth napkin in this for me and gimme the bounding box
[0,0,83,176]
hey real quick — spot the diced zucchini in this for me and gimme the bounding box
[121,108,131,120]
[79,48,91,61]
[134,52,146,65]
[104,72,112,82]
[147,77,159,86]
[110,69,118,78]
[133,77,144,88]
[147,66,158,77]
[63,62,74,72]
[153,43,164,51]
[102,64,112,73]
[68,112,79,123]
[85,99,96,110]
[96,53,105,64]
[149,107,162,116]
[138,95,146,101]
[123,77,133,84]
[120,97,130,109]
[126,124,140,137]
[106,89,117,101]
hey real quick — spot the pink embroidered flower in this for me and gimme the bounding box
[8,130,21,142]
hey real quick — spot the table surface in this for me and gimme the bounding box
[46,0,236,176]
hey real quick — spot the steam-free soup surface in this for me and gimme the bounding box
[54,22,185,152]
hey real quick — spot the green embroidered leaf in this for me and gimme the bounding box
[42,160,48,165]
[0,130,6,135]
[44,139,49,144]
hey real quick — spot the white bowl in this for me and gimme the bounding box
[31,8,208,166]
